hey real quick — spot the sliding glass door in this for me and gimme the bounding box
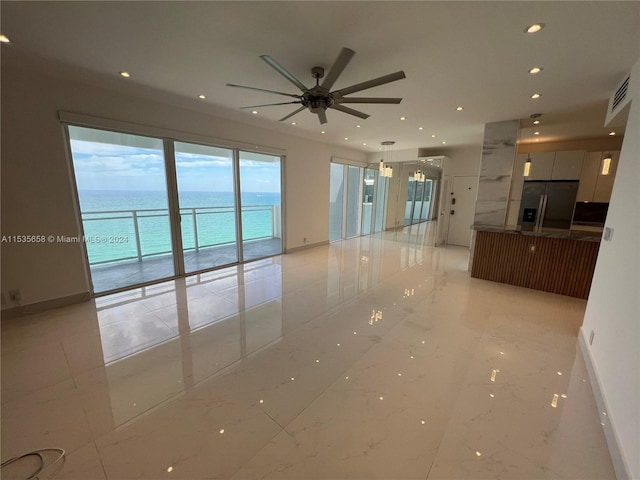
[374,172,388,232]
[420,179,434,222]
[403,175,437,226]
[175,142,238,274]
[361,168,376,236]
[345,166,362,238]
[67,125,284,294]
[411,180,425,224]
[68,126,175,293]
[239,151,282,261]
[329,163,345,242]
[330,162,387,241]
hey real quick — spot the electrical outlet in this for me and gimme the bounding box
[9,289,21,302]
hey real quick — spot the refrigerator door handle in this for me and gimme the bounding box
[536,195,548,232]
[534,195,544,232]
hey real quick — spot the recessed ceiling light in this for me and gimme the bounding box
[252,110,258,115]
[456,106,464,111]
[198,94,206,99]
[119,71,131,78]
[418,127,424,131]
[533,120,540,125]
[400,116,406,121]
[608,131,616,136]
[442,141,447,144]
[534,131,540,135]
[529,66,543,74]
[531,93,542,99]
[431,134,436,138]
[0,34,11,43]
[363,143,367,146]
[321,130,325,134]
[356,124,361,128]
[291,122,296,125]
[524,23,545,34]
[344,137,349,140]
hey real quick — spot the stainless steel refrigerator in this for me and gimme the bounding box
[518,180,579,231]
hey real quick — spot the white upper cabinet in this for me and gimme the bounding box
[520,150,585,181]
[577,152,602,202]
[551,150,585,180]
[524,151,555,180]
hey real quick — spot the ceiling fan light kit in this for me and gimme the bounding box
[227,47,406,124]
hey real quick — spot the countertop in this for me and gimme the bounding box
[471,224,602,242]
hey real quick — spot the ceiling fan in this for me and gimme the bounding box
[227,47,406,124]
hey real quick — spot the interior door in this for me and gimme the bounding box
[436,176,450,246]
[446,176,478,247]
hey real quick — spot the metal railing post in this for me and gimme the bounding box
[192,207,199,252]
[132,210,143,262]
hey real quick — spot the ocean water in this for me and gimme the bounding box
[78,190,280,265]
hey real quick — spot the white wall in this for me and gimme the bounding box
[581,59,640,479]
[436,145,482,177]
[0,56,366,309]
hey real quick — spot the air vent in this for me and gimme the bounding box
[605,71,633,126]
[611,75,630,113]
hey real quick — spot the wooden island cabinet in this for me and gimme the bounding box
[471,227,601,299]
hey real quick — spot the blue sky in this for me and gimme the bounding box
[70,139,281,193]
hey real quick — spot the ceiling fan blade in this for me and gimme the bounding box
[337,97,403,104]
[260,55,309,92]
[335,71,406,97]
[329,104,370,120]
[321,47,355,90]
[240,101,302,109]
[226,83,301,99]
[279,106,307,122]
[317,110,328,124]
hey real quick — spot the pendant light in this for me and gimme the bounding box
[379,141,395,178]
[523,153,532,177]
[413,170,425,182]
[601,153,612,175]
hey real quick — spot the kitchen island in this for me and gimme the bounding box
[470,226,601,299]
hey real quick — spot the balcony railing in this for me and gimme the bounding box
[81,205,278,266]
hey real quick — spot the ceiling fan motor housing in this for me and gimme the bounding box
[303,87,334,113]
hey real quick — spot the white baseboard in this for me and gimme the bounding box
[285,240,329,253]
[1,292,91,320]
[578,327,631,480]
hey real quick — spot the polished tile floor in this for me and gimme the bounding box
[1,223,614,479]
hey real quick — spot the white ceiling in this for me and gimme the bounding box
[2,1,639,153]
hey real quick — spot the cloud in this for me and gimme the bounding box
[176,159,230,168]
